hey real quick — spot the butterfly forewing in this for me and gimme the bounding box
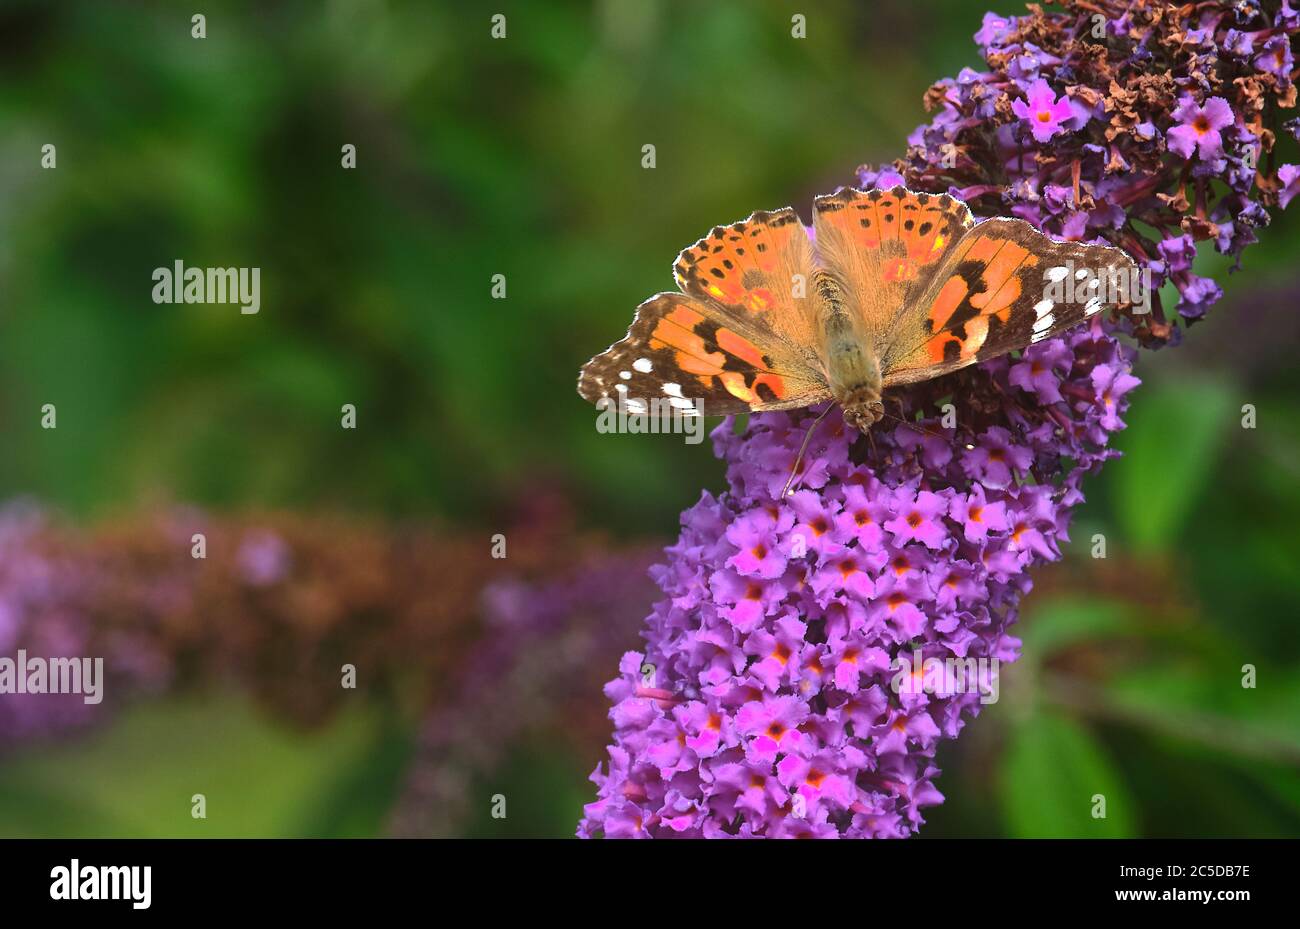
[579,207,833,416]
[577,293,830,416]
[878,217,1140,385]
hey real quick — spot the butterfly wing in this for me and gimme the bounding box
[878,217,1140,386]
[812,186,975,342]
[673,206,822,351]
[577,293,830,414]
[579,208,831,415]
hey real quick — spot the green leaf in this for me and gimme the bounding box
[462,746,595,839]
[0,775,131,837]
[1112,377,1236,552]
[1247,764,1300,824]
[0,694,388,837]
[1018,597,1139,657]
[1104,663,1300,761]
[290,717,415,838]
[1000,711,1136,838]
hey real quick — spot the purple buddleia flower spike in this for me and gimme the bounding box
[581,319,1131,838]
[581,0,1300,838]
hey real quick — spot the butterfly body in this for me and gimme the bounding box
[578,186,1138,431]
[815,272,885,431]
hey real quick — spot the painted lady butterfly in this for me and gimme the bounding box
[578,185,1138,432]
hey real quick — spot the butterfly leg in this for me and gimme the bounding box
[780,404,834,498]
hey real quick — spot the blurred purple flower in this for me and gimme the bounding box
[236,530,291,587]
[1279,164,1300,209]
[0,504,99,745]
[388,551,659,837]
[1254,35,1295,78]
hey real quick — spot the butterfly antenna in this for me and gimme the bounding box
[780,405,833,498]
[877,408,975,451]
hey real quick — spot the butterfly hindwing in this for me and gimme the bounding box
[673,206,821,350]
[813,186,975,340]
[577,293,830,416]
[879,217,1140,385]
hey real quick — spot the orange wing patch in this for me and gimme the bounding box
[900,193,968,266]
[649,306,724,380]
[814,187,974,271]
[812,186,977,340]
[928,275,969,331]
[920,233,1039,363]
[882,216,1140,386]
[646,311,786,400]
[673,208,809,316]
[965,238,1037,316]
[920,233,1040,366]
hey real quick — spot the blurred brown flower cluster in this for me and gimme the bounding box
[0,496,658,802]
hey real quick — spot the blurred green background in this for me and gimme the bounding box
[0,0,1297,837]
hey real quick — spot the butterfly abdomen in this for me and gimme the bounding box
[814,270,883,430]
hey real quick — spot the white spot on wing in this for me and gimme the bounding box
[1046,266,1068,282]
[619,371,631,380]
[633,358,653,373]
[663,383,683,397]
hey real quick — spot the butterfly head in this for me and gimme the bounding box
[840,394,884,434]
